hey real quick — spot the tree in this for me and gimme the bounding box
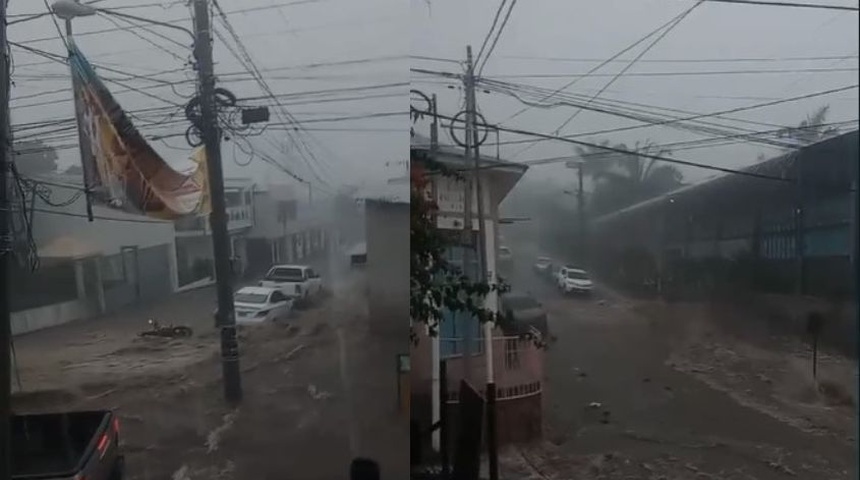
[575,139,684,216]
[410,150,509,342]
[13,139,58,176]
[776,105,840,144]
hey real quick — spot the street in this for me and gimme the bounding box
[498,245,857,479]
[11,254,408,480]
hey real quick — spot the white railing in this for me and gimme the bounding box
[175,205,253,233]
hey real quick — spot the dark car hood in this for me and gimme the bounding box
[500,308,548,336]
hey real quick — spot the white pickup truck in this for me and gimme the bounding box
[259,264,324,303]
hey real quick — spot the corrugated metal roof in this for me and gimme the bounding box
[592,130,858,225]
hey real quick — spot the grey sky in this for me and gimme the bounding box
[9,0,409,198]
[411,0,859,188]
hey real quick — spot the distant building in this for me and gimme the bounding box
[172,177,256,289]
[360,178,409,337]
[9,173,177,335]
[245,183,332,278]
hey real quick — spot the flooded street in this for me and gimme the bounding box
[501,248,857,479]
[11,267,408,480]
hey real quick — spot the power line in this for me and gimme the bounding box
[501,53,859,63]
[476,0,508,65]
[487,67,860,78]
[477,0,518,77]
[13,0,329,46]
[32,206,172,224]
[554,1,703,135]
[418,110,795,182]
[495,4,710,126]
[477,82,858,147]
[478,78,801,150]
[701,0,859,11]
[211,1,332,186]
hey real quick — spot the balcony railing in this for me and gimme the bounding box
[175,205,254,233]
[441,336,544,403]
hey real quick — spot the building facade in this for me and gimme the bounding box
[409,136,543,447]
[245,183,332,278]
[173,177,255,288]
[10,174,178,335]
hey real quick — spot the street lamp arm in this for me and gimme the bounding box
[95,8,195,41]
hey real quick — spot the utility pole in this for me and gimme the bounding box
[192,0,242,404]
[465,44,498,480]
[460,47,475,387]
[577,164,586,264]
[1,0,12,476]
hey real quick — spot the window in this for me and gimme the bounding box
[265,267,304,282]
[504,338,521,370]
[307,268,318,279]
[270,291,287,303]
[234,292,268,304]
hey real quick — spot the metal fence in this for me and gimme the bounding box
[442,335,543,403]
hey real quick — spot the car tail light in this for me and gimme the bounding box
[113,417,120,436]
[74,475,86,480]
[96,432,110,459]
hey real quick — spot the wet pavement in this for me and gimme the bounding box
[502,247,856,479]
[11,250,408,480]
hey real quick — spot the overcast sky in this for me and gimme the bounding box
[411,0,858,188]
[8,0,409,199]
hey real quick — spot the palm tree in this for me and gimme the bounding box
[776,105,840,145]
[574,139,684,215]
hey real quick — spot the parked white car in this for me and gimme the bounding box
[499,246,513,265]
[557,266,593,295]
[259,264,324,302]
[233,286,293,323]
[533,256,553,277]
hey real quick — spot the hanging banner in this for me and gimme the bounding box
[69,44,210,219]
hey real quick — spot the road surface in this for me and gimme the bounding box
[500,249,856,479]
[12,250,408,480]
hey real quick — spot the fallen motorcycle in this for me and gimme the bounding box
[139,319,193,338]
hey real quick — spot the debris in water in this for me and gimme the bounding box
[308,384,331,400]
[206,412,237,454]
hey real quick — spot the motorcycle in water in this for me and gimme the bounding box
[138,319,193,338]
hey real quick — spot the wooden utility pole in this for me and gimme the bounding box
[460,47,476,386]
[464,44,498,480]
[192,0,242,404]
[1,0,11,476]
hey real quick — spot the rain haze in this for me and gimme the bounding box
[411,0,858,186]
[409,1,859,479]
[5,0,410,479]
[10,0,408,193]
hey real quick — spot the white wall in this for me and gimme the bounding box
[31,180,177,258]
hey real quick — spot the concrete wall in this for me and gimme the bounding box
[366,200,409,338]
[11,299,94,336]
[31,178,177,259]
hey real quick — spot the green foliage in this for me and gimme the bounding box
[776,104,840,144]
[575,139,684,216]
[410,150,509,344]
